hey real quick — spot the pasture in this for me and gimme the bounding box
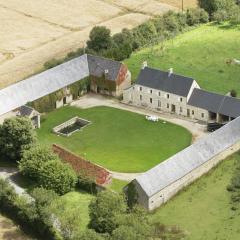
[150,153,240,240]
[37,106,191,172]
[125,24,240,95]
[0,0,184,88]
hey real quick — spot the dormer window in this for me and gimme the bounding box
[180,97,183,102]
[158,92,161,96]
[150,89,152,94]
[167,94,170,99]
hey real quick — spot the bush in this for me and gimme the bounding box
[39,160,77,195]
[77,172,98,194]
[0,178,62,240]
[186,8,209,26]
[89,191,127,234]
[0,117,36,162]
[19,146,59,180]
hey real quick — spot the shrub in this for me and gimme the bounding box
[44,58,63,70]
[39,160,77,195]
[186,8,209,26]
[19,146,59,180]
[89,191,127,234]
[0,178,62,240]
[0,117,36,162]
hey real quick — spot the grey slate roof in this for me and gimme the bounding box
[0,54,89,116]
[188,88,240,118]
[87,54,122,81]
[0,54,124,116]
[136,67,194,97]
[19,105,35,116]
[135,116,240,197]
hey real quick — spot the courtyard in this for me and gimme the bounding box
[37,105,192,173]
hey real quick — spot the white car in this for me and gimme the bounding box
[146,115,159,122]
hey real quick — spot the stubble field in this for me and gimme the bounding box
[0,0,197,89]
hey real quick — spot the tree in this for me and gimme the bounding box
[230,89,237,97]
[87,26,112,52]
[88,191,127,234]
[39,160,77,195]
[19,146,59,180]
[112,226,143,240]
[0,117,36,162]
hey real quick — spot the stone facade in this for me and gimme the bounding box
[123,81,210,122]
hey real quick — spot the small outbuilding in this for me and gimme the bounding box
[18,105,41,129]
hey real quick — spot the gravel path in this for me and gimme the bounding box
[71,93,208,181]
[0,167,28,196]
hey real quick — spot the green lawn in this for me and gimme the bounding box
[125,23,240,95]
[37,106,191,173]
[107,179,129,193]
[149,153,240,240]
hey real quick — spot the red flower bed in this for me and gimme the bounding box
[52,144,111,185]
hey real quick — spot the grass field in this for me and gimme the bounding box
[125,24,240,95]
[149,153,240,240]
[37,106,191,172]
[0,0,187,88]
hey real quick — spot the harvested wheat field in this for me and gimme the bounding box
[0,0,192,88]
[0,215,30,240]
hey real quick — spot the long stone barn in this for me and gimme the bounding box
[132,116,240,211]
[0,54,131,118]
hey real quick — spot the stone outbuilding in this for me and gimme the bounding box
[18,105,41,128]
[88,54,131,97]
[132,116,240,211]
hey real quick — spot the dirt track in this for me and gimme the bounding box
[0,0,197,89]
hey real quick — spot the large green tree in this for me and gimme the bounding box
[0,117,36,162]
[87,26,112,52]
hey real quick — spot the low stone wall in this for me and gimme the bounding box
[52,144,111,186]
[52,116,90,137]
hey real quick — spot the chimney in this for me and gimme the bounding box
[142,61,148,69]
[168,68,173,77]
[104,69,109,75]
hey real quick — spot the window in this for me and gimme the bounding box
[158,92,161,96]
[180,107,183,113]
[167,94,170,99]
[133,86,135,90]
[140,95,142,101]
[167,103,169,108]
[192,110,194,115]
[150,98,152,104]
[180,97,183,102]
[201,113,204,118]
[150,89,152,94]
[158,100,161,107]
[139,87,142,91]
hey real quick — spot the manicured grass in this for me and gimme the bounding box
[125,23,240,95]
[107,179,129,193]
[149,153,240,240]
[37,106,191,172]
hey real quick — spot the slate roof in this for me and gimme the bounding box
[87,54,122,81]
[135,116,240,197]
[0,54,89,116]
[19,105,35,116]
[188,88,240,118]
[136,67,195,97]
[0,54,124,116]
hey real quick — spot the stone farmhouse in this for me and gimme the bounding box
[133,115,240,211]
[0,54,131,120]
[123,65,240,123]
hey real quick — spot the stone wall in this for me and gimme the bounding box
[52,144,111,186]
